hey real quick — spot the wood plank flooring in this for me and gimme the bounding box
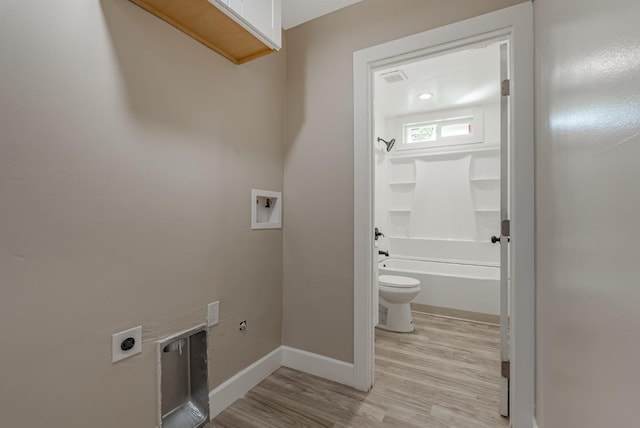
[208,312,508,428]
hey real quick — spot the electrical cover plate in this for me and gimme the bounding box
[112,326,142,363]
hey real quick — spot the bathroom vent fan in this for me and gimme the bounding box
[380,70,408,84]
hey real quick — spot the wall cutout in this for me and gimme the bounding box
[251,189,282,229]
[158,325,209,428]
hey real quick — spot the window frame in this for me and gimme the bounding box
[398,107,484,151]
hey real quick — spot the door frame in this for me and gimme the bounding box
[352,3,534,427]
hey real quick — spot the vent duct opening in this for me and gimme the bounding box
[380,70,408,84]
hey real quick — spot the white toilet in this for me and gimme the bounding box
[377,275,421,333]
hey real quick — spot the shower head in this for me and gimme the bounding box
[377,137,396,152]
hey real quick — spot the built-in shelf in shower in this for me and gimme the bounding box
[390,146,499,161]
[389,181,416,186]
[474,209,500,213]
[388,209,412,213]
[470,177,500,182]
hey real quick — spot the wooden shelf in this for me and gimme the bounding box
[130,0,276,64]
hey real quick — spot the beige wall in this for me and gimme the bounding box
[535,0,640,426]
[283,0,525,363]
[0,1,284,427]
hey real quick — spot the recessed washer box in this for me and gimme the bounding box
[251,189,282,229]
[157,325,209,428]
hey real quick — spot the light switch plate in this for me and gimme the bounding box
[112,326,142,363]
[208,301,220,327]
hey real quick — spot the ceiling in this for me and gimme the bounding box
[375,43,502,118]
[282,0,362,30]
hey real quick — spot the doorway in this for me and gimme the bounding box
[353,4,534,427]
[373,40,509,420]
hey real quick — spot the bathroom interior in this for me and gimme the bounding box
[373,41,510,414]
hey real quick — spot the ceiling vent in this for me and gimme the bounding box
[380,70,408,84]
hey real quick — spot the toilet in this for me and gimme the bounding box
[377,275,421,333]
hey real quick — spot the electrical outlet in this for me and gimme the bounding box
[207,301,220,327]
[112,326,142,363]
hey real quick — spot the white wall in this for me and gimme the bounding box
[535,0,640,426]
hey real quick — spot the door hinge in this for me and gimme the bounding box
[501,219,511,237]
[501,360,511,379]
[501,79,511,96]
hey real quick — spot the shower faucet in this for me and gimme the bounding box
[378,250,389,257]
[375,227,384,240]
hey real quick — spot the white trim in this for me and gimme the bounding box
[208,346,355,420]
[533,417,539,428]
[353,2,535,426]
[281,346,355,387]
[209,346,283,419]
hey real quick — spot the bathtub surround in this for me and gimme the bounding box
[0,1,283,427]
[376,103,501,261]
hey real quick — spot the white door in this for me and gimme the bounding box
[373,239,379,327]
[498,42,511,418]
[372,234,379,383]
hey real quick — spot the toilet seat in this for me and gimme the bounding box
[378,275,420,288]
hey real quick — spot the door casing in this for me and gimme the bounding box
[353,3,534,427]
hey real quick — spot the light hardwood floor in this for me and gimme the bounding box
[209,312,508,428]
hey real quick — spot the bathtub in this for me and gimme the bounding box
[378,258,500,317]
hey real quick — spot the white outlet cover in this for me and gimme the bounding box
[112,326,142,363]
[208,301,220,327]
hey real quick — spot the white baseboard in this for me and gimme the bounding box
[281,346,355,388]
[208,346,355,420]
[208,346,283,419]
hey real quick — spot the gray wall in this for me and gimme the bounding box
[0,1,284,427]
[283,0,525,363]
[535,0,640,426]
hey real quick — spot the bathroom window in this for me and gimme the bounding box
[441,121,472,137]
[399,107,483,151]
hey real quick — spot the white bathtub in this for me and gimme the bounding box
[378,258,500,316]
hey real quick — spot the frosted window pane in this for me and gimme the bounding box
[442,122,471,137]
